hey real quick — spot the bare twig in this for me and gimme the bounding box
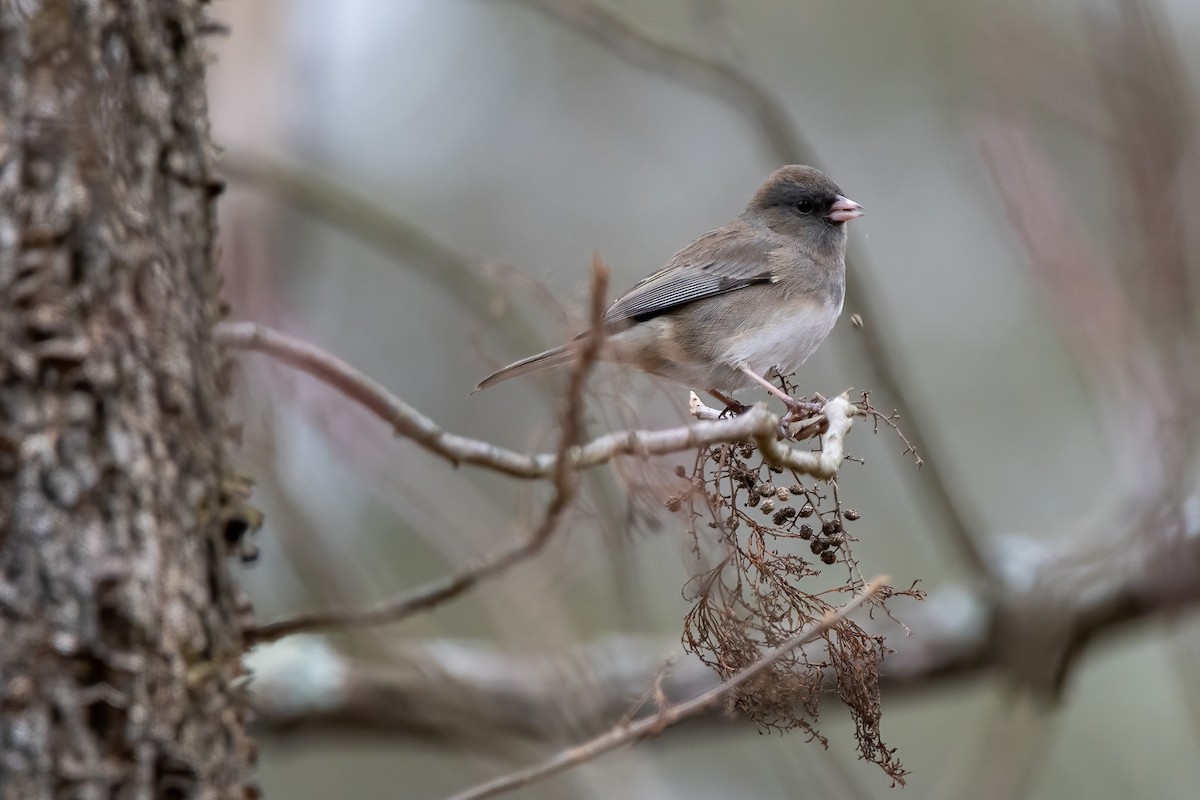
[445,576,889,800]
[243,259,608,645]
[513,0,989,583]
[215,321,855,485]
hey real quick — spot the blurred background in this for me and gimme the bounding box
[208,1,1200,797]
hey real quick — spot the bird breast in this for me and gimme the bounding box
[719,295,842,377]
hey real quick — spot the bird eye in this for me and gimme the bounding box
[795,200,815,214]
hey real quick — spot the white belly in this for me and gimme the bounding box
[720,297,841,378]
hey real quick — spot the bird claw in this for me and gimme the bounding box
[778,395,828,440]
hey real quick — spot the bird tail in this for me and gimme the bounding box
[472,344,579,392]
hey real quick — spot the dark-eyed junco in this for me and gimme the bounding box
[474,165,862,411]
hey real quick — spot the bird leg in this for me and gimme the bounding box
[739,367,802,407]
[738,367,827,438]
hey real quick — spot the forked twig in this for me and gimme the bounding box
[243,256,608,644]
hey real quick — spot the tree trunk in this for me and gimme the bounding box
[0,2,255,798]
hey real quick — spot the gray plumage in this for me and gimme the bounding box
[474,165,861,395]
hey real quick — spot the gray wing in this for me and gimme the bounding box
[603,226,779,325]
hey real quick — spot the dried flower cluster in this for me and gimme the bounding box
[669,391,921,785]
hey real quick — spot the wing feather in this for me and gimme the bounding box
[603,226,778,325]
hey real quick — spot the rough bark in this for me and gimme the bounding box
[0,1,255,798]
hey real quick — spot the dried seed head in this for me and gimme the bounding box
[799,524,814,539]
[757,483,775,497]
[820,550,837,564]
[844,508,861,521]
[789,483,804,494]
[760,499,776,515]
[799,503,815,518]
[775,487,790,502]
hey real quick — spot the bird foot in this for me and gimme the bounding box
[778,395,829,440]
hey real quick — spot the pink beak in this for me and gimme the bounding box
[826,195,863,223]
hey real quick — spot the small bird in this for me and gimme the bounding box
[474,166,862,413]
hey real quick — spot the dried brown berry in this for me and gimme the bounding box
[809,539,824,555]
[674,465,687,478]
[798,524,814,539]
[844,508,861,521]
[760,499,775,515]
[799,503,815,518]
[789,483,804,494]
[757,483,775,497]
[820,550,837,564]
[775,487,790,502]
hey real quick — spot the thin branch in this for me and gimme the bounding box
[514,0,989,581]
[243,260,609,645]
[446,577,888,800]
[215,321,856,484]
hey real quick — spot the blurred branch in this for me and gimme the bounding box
[248,635,722,743]
[514,0,989,580]
[219,153,547,359]
[447,577,888,800]
[250,481,1200,743]
[1094,0,1195,340]
[512,0,803,161]
[982,0,1200,494]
